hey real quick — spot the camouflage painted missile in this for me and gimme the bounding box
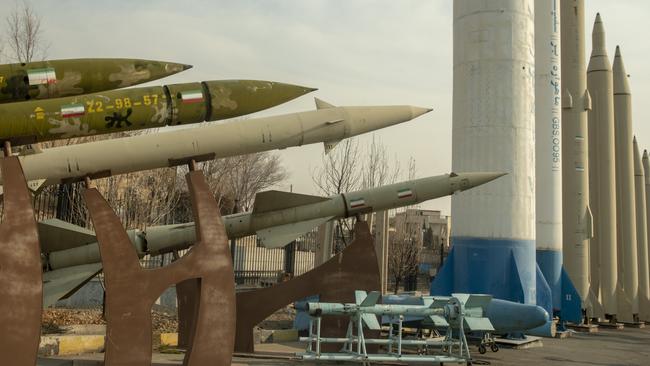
[3,99,428,192]
[43,172,504,269]
[41,170,503,306]
[0,79,315,145]
[0,58,191,104]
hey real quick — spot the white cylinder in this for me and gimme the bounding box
[535,0,563,312]
[451,0,536,303]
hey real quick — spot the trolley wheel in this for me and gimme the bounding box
[478,345,487,354]
[491,343,499,353]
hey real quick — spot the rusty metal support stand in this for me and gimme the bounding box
[234,221,381,353]
[0,154,42,365]
[84,169,236,366]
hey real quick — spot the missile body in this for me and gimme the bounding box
[644,150,650,305]
[44,172,505,271]
[380,295,548,333]
[4,100,429,191]
[561,0,592,312]
[0,58,191,104]
[587,14,618,317]
[0,80,315,145]
[443,0,536,305]
[535,0,563,313]
[633,139,650,321]
[613,46,639,320]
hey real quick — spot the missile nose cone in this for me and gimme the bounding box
[182,64,193,71]
[644,150,649,159]
[615,45,621,58]
[204,80,317,119]
[591,13,607,55]
[486,299,548,332]
[409,106,433,119]
[452,171,507,191]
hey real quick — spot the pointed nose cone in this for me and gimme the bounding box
[141,60,194,81]
[451,171,507,192]
[591,13,607,57]
[203,80,317,120]
[345,105,432,137]
[613,46,631,95]
[634,137,644,175]
[410,106,434,119]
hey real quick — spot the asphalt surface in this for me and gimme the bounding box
[39,327,650,365]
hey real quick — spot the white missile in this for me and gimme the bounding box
[1,99,431,193]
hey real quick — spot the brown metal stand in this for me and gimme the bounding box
[0,155,42,365]
[234,221,381,353]
[84,170,236,366]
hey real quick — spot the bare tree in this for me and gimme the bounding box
[389,214,421,294]
[222,152,288,211]
[312,138,362,196]
[5,1,49,63]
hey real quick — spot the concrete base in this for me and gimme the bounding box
[621,322,646,329]
[554,330,572,339]
[495,336,543,350]
[566,323,599,333]
[597,322,625,330]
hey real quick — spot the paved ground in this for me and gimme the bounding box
[40,326,650,365]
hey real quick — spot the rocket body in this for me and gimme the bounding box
[535,0,563,312]
[436,0,536,304]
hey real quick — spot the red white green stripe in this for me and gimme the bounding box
[397,188,413,199]
[27,67,57,85]
[180,90,204,104]
[60,103,85,118]
[349,198,365,209]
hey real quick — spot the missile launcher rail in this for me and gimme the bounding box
[298,291,492,364]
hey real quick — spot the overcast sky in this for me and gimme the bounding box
[12,0,650,215]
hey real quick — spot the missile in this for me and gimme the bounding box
[633,138,650,321]
[560,0,592,313]
[44,171,506,265]
[40,171,504,306]
[0,79,315,146]
[587,13,618,318]
[376,294,548,334]
[3,99,429,193]
[613,45,640,320]
[304,291,494,332]
[0,58,191,104]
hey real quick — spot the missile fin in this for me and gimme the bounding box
[462,294,492,310]
[0,178,46,197]
[429,315,449,327]
[360,291,381,307]
[38,219,97,253]
[355,290,368,305]
[315,98,336,109]
[583,89,592,111]
[252,190,330,214]
[562,89,573,109]
[43,263,103,308]
[584,205,594,239]
[256,216,334,248]
[324,140,341,154]
[361,313,382,330]
[463,317,495,332]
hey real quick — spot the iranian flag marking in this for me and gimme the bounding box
[349,198,365,209]
[180,90,204,104]
[27,68,57,85]
[397,188,413,199]
[60,103,85,118]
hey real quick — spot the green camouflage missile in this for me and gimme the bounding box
[0,80,316,145]
[0,58,192,103]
